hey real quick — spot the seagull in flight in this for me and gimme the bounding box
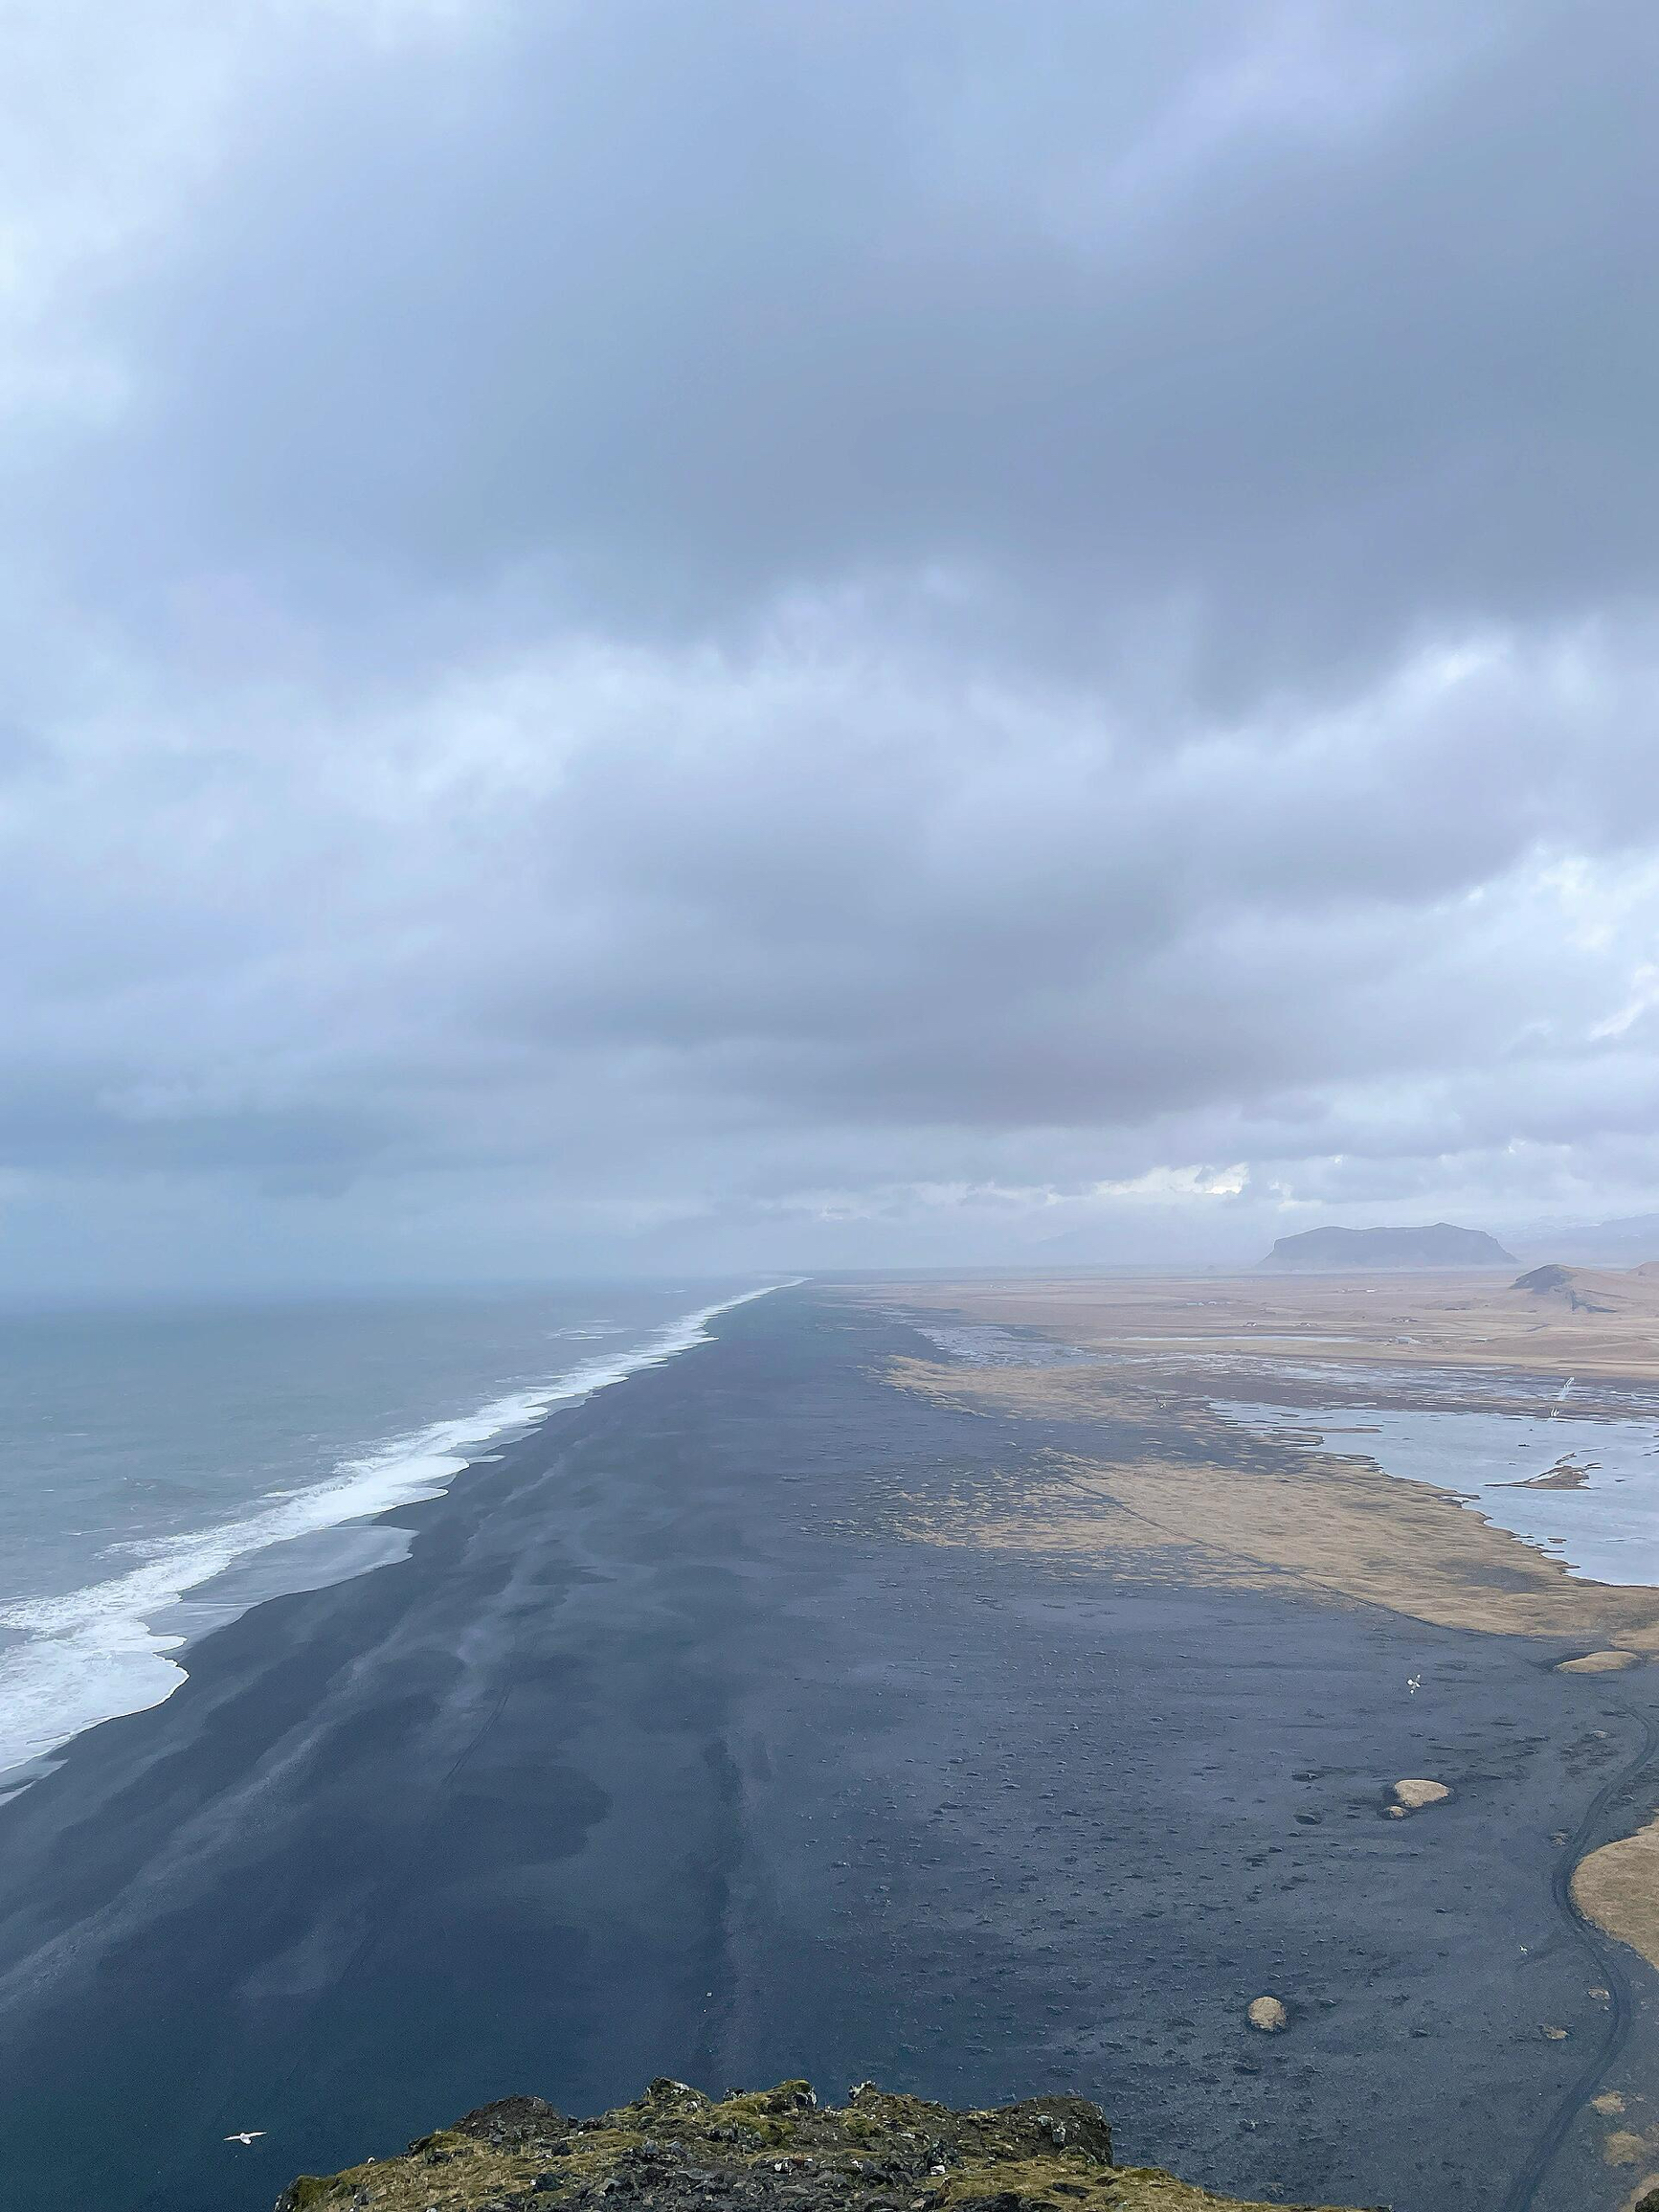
[1406,1674,1422,1696]
[225,2132,265,2146]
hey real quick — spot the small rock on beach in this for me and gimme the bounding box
[1390,1778,1452,1814]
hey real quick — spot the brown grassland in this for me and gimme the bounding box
[863,1264,1659,1387]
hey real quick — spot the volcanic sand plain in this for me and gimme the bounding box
[861,1267,1659,1978]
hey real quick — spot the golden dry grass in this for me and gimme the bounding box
[890,1354,1659,1648]
[863,1265,1659,1386]
[1576,1817,1659,1975]
[865,1259,1659,1650]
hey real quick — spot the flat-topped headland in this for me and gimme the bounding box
[1260,1223,1515,1272]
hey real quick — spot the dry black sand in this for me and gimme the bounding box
[1,1290,1656,2212]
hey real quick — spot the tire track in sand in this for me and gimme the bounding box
[1500,1697,1659,2212]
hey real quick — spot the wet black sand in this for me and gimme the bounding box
[1,1290,1657,2212]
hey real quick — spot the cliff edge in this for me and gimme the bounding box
[275,2077,1367,2212]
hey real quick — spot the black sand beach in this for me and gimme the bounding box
[1,1290,1656,2212]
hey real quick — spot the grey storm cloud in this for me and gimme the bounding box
[0,0,1657,1286]
[83,0,1659,689]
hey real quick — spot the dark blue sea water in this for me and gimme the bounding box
[0,1280,776,1788]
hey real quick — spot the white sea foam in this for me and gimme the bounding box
[0,1282,787,1787]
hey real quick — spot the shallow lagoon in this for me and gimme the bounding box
[1216,1390,1659,1585]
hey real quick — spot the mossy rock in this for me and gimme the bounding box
[275,2077,1361,2212]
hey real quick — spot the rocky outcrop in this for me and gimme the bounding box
[1511,1262,1659,1314]
[275,2077,1365,2212]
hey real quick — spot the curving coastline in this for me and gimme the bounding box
[0,1282,786,1794]
[1,1289,1654,2212]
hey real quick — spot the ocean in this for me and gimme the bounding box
[0,1279,774,1791]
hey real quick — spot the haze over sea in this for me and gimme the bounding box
[0,1280,771,1789]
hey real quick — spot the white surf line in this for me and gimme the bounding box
[0,1279,798,1791]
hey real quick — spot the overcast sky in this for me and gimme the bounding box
[2,0,1657,1289]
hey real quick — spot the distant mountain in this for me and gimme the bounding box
[1512,1212,1659,1266]
[1259,1222,1516,1273]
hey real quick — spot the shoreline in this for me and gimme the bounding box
[0,1281,787,1798]
[0,1289,1654,2212]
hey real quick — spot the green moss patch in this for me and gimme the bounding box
[276,2078,1354,2212]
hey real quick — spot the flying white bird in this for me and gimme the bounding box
[1406,1675,1422,1696]
[225,2133,265,2146]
